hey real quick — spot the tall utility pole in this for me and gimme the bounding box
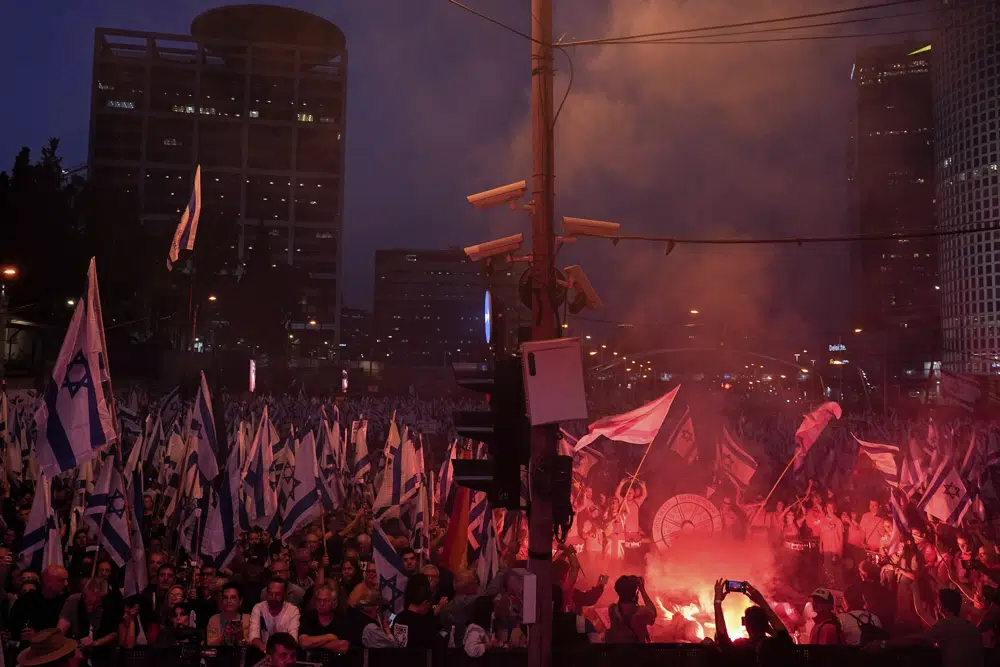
[527,1,556,667]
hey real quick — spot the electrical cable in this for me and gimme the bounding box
[609,28,933,47]
[585,8,934,43]
[560,0,926,47]
[574,223,1000,247]
[444,0,536,42]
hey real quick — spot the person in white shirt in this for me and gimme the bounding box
[249,579,301,652]
[837,587,882,646]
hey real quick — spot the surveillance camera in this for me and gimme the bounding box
[563,264,602,311]
[464,233,524,262]
[561,217,621,238]
[466,181,527,210]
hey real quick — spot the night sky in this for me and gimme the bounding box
[0,1,933,345]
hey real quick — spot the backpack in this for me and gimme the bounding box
[848,612,889,646]
[605,604,641,644]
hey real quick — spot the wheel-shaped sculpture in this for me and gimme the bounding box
[650,494,724,553]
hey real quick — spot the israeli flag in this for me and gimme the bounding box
[203,431,243,566]
[124,465,148,596]
[476,510,500,592]
[187,371,220,482]
[372,521,408,614]
[352,420,370,482]
[19,475,63,571]
[438,439,458,515]
[166,164,201,271]
[84,457,133,567]
[281,431,339,538]
[243,407,278,526]
[35,258,117,477]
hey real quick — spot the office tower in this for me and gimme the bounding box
[935,0,1000,373]
[88,5,347,350]
[852,41,937,382]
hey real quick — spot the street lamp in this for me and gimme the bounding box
[66,299,75,307]
[689,309,699,315]
[208,295,218,302]
[854,328,863,334]
[309,320,317,326]
[589,350,598,356]
[1,267,16,278]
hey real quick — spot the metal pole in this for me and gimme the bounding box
[527,1,556,666]
[0,286,6,379]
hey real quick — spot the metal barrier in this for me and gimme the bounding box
[0,644,956,667]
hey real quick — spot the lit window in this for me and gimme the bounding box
[199,107,216,115]
[106,100,135,109]
[297,113,314,122]
[249,110,260,118]
[163,138,181,147]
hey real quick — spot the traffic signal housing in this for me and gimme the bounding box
[452,358,530,509]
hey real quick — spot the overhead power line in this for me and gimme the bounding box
[625,28,933,46]
[590,9,933,45]
[561,0,926,47]
[577,224,1000,247]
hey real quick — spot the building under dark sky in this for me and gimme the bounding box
[87,5,347,348]
[935,0,1000,375]
[852,41,938,382]
[373,249,491,367]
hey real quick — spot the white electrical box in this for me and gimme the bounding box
[520,337,588,426]
[505,568,538,624]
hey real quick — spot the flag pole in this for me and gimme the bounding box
[614,412,680,522]
[748,455,796,528]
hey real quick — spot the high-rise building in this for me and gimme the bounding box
[373,249,493,366]
[851,41,938,381]
[88,5,347,348]
[340,307,372,361]
[935,0,1000,374]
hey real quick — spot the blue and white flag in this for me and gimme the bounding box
[918,458,972,526]
[374,426,417,517]
[203,429,242,566]
[243,407,278,527]
[318,416,345,501]
[468,491,489,561]
[281,431,338,538]
[167,164,201,271]
[477,510,500,592]
[716,426,757,489]
[372,521,407,614]
[85,457,133,567]
[35,258,116,477]
[187,371,220,482]
[352,420,370,483]
[411,481,431,559]
[438,439,457,515]
[854,436,899,488]
[19,475,63,571]
[124,465,148,596]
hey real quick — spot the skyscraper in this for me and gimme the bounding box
[373,249,490,367]
[852,41,937,382]
[935,0,1000,374]
[88,5,347,349]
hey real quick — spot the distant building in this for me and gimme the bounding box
[851,41,938,383]
[340,307,371,361]
[934,0,1000,374]
[87,5,347,350]
[373,249,491,366]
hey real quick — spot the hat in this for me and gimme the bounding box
[18,629,77,667]
[810,588,834,604]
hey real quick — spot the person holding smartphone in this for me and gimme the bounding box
[713,578,793,654]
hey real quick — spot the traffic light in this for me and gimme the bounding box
[452,358,530,509]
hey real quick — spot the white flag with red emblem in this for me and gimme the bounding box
[573,386,679,453]
[793,402,842,470]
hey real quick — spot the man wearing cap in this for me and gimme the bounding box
[807,588,842,645]
[17,628,80,667]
